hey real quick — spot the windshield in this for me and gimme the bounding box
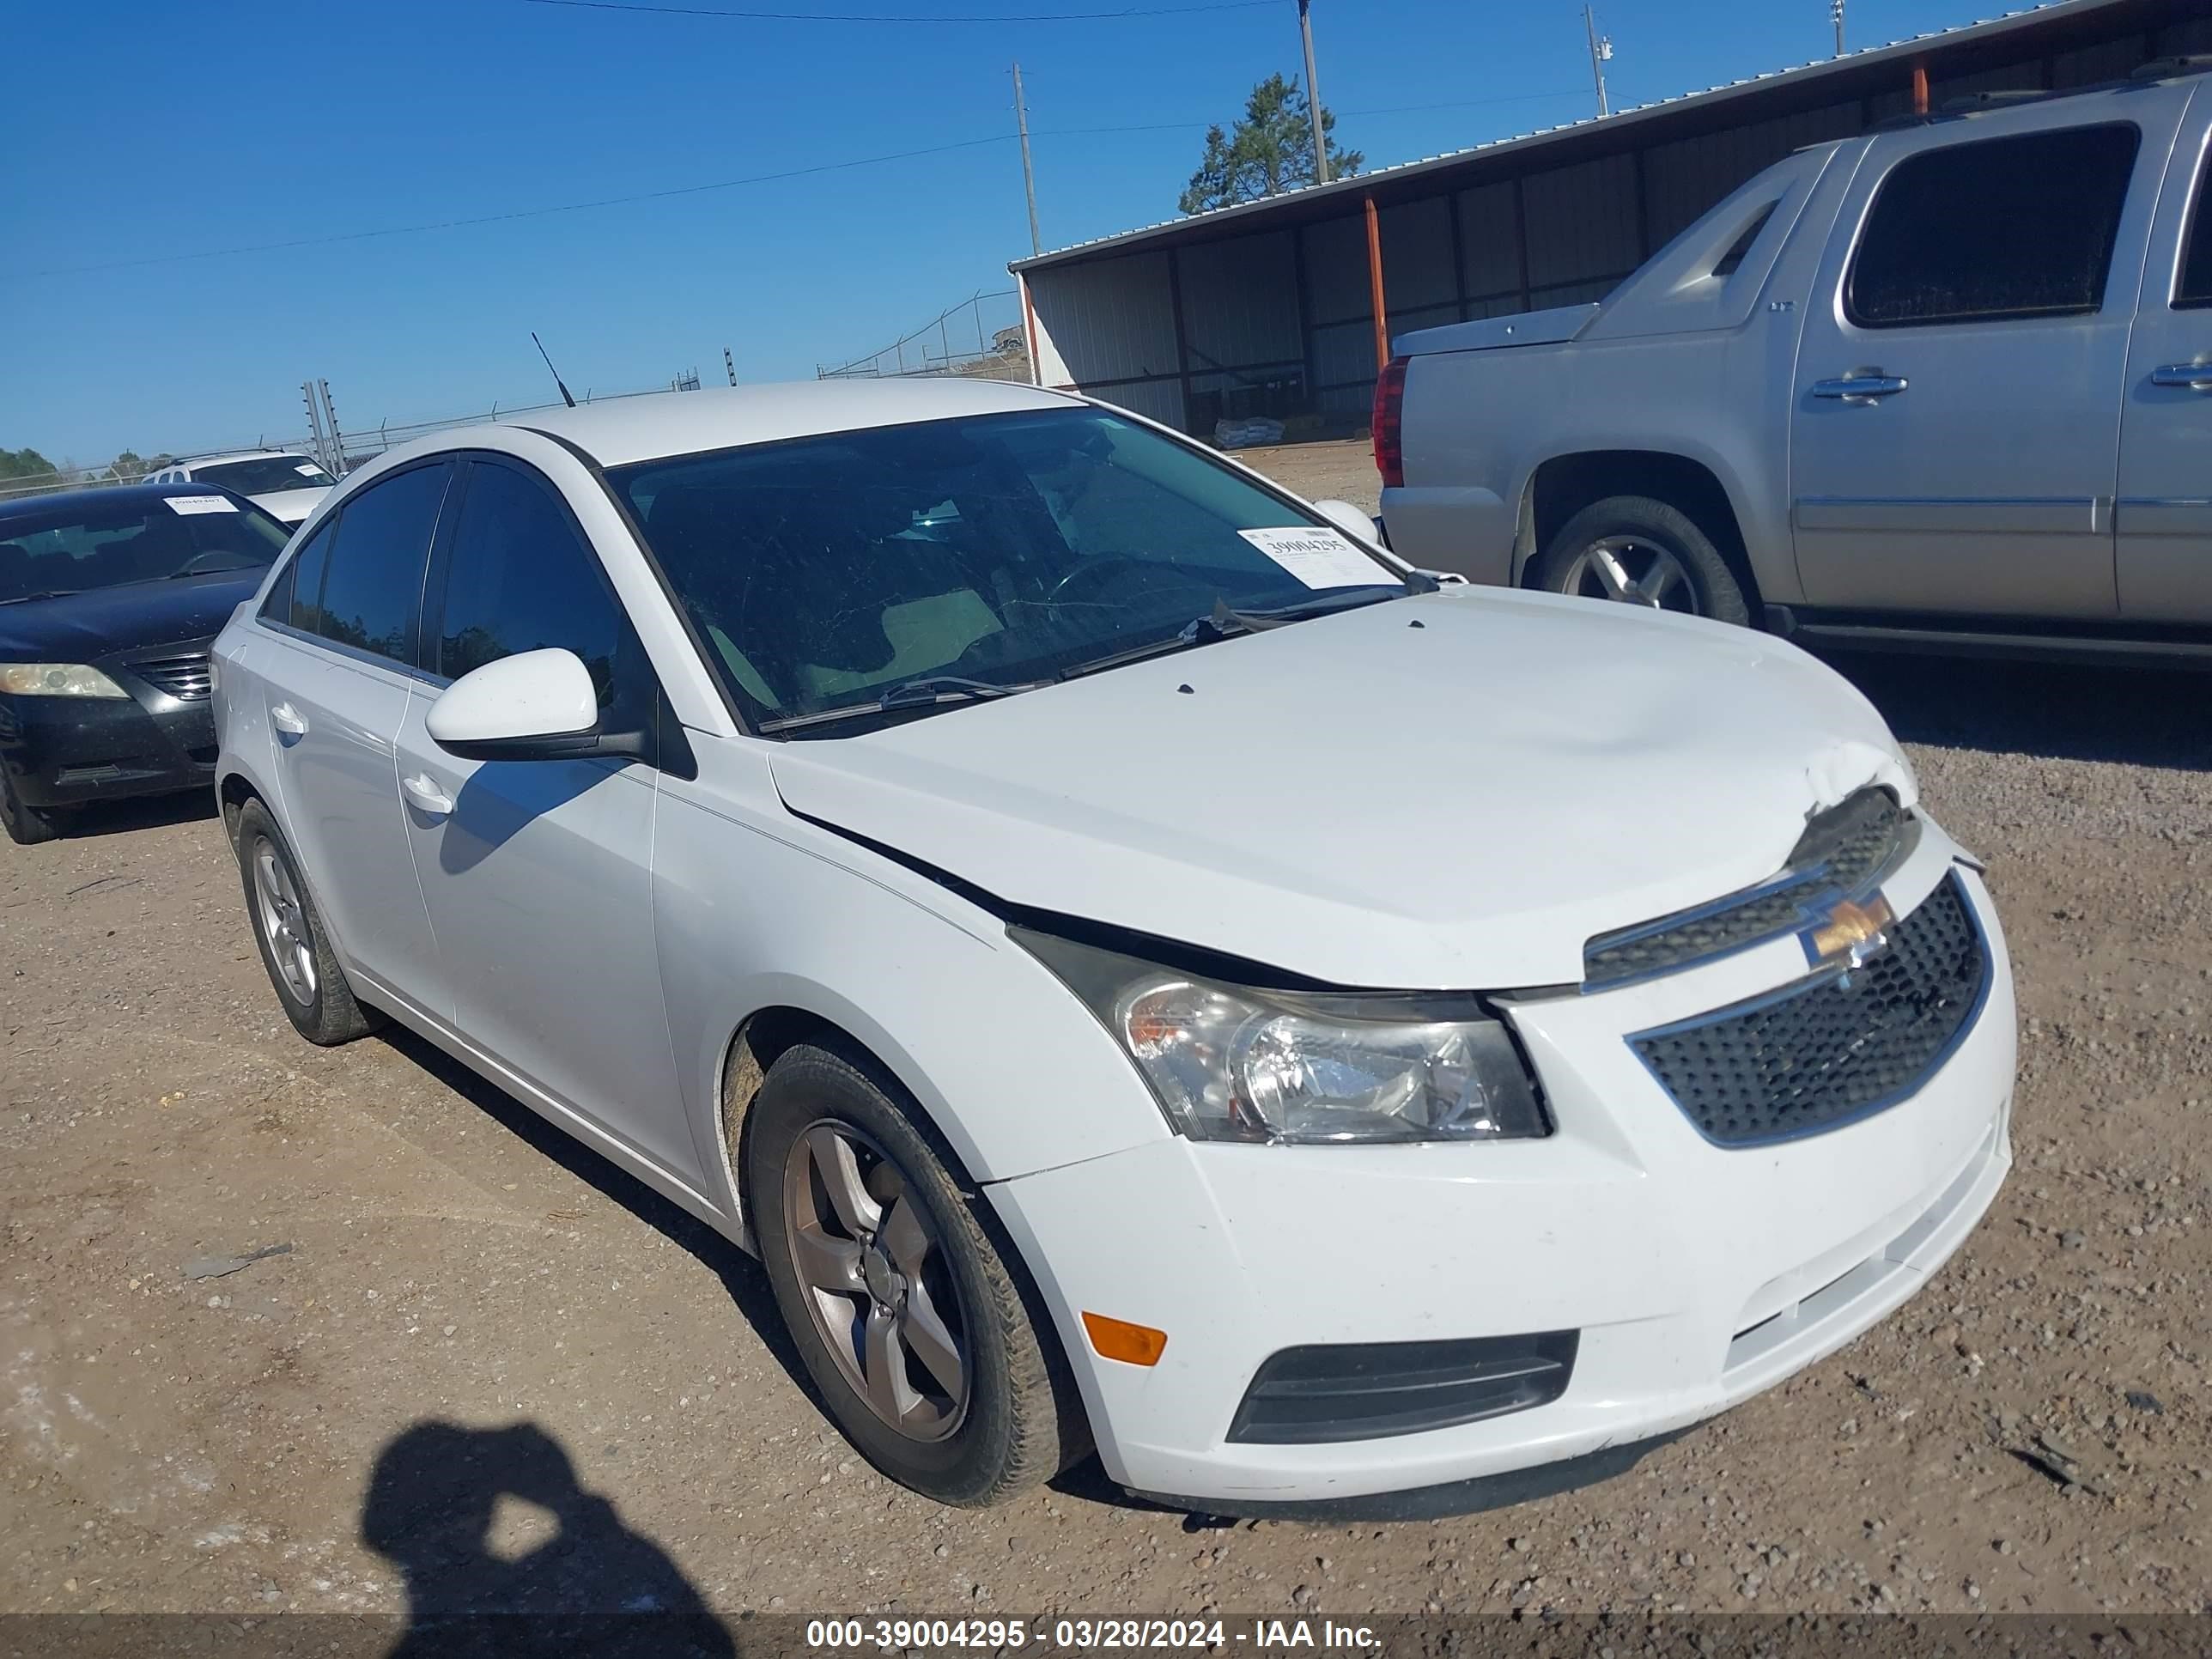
[610,406,1408,732]
[196,456,337,495]
[0,493,290,603]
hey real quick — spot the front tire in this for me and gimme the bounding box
[1534,495,1752,625]
[234,798,382,1045]
[1,770,62,846]
[746,1040,1082,1506]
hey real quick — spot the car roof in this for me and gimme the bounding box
[432,379,1079,470]
[182,449,313,467]
[0,480,240,526]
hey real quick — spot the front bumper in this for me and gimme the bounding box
[988,842,2014,1509]
[0,655,216,810]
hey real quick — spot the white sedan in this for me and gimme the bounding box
[210,380,2014,1514]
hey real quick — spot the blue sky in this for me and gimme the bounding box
[7,1,1998,465]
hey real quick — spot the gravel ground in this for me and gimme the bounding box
[2,441,2208,1627]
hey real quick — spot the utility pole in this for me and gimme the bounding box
[301,381,330,475]
[1832,0,1845,58]
[318,380,347,474]
[1012,61,1042,258]
[1297,0,1328,185]
[724,347,738,386]
[1583,5,1613,118]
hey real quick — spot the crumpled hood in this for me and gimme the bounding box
[768,589,1915,988]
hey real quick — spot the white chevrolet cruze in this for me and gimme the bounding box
[210,381,2014,1515]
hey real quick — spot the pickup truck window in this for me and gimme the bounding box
[1712,204,1777,279]
[2177,144,2212,308]
[1847,124,2141,329]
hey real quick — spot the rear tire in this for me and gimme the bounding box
[234,798,382,1045]
[0,771,61,846]
[745,1039,1084,1507]
[1534,495,1752,626]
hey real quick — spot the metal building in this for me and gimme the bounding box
[1013,0,2212,438]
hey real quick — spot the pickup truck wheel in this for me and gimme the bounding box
[1536,496,1750,626]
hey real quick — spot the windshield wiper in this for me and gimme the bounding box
[757,674,1053,733]
[878,674,1028,708]
[1057,599,1266,680]
[0,590,82,606]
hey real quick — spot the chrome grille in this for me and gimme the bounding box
[1584,788,1917,988]
[132,649,212,702]
[1630,874,1987,1147]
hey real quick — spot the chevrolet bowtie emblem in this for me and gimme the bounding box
[1803,893,1896,974]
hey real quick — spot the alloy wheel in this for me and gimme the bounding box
[1557,535,1700,613]
[781,1120,970,1443]
[251,836,317,1006]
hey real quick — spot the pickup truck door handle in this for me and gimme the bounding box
[400,772,455,816]
[2149,362,2212,391]
[1811,373,1909,402]
[270,702,307,737]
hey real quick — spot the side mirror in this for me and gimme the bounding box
[1310,498,1386,548]
[427,648,608,763]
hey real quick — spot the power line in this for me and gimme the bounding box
[4,134,1016,281]
[520,0,1273,21]
[1033,88,1587,137]
[9,89,1589,282]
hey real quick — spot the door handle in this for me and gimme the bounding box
[1811,372,1909,403]
[270,702,307,736]
[401,772,455,815]
[2149,362,2212,391]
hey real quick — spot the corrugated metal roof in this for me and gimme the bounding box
[1011,0,2133,273]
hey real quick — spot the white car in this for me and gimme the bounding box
[210,380,2014,1514]
[149,451,337,525]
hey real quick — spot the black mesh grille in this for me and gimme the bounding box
[1585,790,1915,988]
[132,648,212,702]
[1631,874,1986,1146]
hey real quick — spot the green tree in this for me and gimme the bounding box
[0,447,58,486]
[1178,74,1362,216]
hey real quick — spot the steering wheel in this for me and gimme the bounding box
[1042,555,1156,617]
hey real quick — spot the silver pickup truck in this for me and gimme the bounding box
[1376,59,2212,659]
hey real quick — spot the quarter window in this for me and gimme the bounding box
[1848,124,2141,328]
[2177,143,2212,308]
[434,459,633,710]
[279,519,336,631]
[312,463,450,665]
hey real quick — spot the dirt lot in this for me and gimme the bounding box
[3,441,2209,1629]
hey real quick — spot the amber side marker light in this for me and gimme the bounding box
[1082,1312,1169,1367]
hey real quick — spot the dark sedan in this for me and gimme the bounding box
[1,483,290,844]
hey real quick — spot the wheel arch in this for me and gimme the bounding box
[217,768,262,846]
[1520,448,1759,605]
[713,998,1001,1239]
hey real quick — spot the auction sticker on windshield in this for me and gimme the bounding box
[1237,526,1386,589]
[167,495,238,514]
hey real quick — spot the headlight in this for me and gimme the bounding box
[0,663,131,699]
[1011,927,1549,1146]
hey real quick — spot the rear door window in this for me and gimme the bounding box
[309,462,452,665]
[2175,142,2212,307]
[1848,124,2142,327]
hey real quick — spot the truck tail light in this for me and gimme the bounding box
[1371,356,1409,489]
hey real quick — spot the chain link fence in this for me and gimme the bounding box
[817,290,1028,384]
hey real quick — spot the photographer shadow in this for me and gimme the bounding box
[362,1419,735,1658]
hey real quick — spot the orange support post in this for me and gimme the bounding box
[1911,60,1929,114]
[1365,195,1389,376]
